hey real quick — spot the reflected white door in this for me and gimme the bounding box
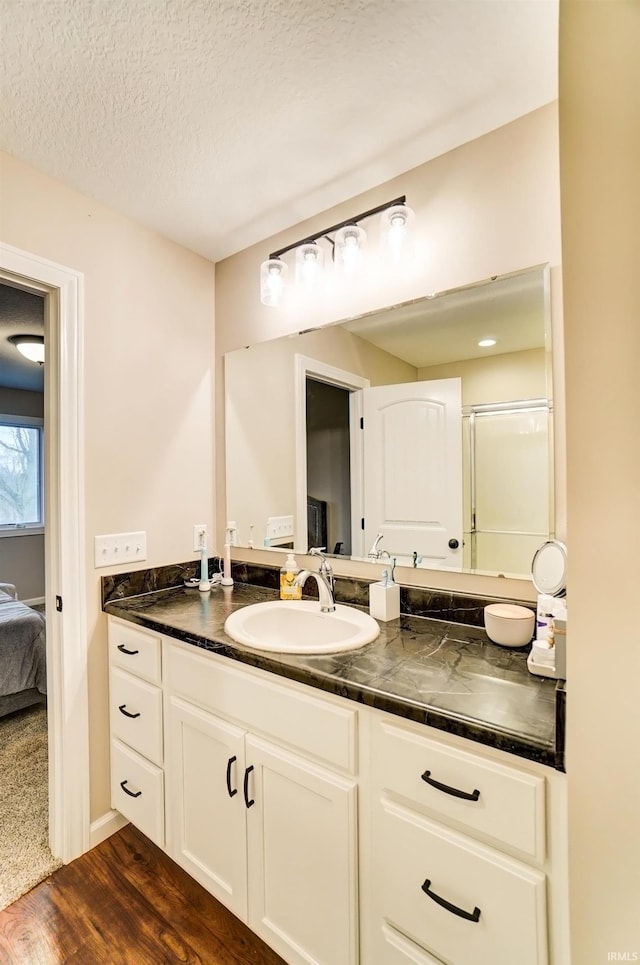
[360,379,463,569]
[472,405,550,574]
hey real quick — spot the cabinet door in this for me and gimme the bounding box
[167,695,248,920]
[246,735,359,965]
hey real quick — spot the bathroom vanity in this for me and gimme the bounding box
[104,578,568,965]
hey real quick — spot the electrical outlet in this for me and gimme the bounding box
[94,531,147,568]
[193,523,207,552]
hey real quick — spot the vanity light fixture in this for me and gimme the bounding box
[259,195,414,307]
[380,202,415,264]
[295,241,324,291]
[260,258,288,308]
[334,224,367,276]
[478,338,497,348]
[9,334,45,365]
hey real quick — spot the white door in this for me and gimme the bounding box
[246,735,359,965]
[167,696,248,920]
[360,379,463,568]
[472,405,550,574]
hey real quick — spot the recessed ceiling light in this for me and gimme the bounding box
[478,338,496,348]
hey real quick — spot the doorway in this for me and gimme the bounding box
[294,354,369,556]
[0,242,89,868]
[306,378,352,555]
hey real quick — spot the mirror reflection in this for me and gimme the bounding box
[224,265,553,577]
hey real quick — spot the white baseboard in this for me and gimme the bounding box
[89,809,129,849]
[22,596,45,606]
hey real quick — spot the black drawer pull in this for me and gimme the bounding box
[421,879,481,923]
[243,765,255,809]
[117,644,139,656]
[118,704,141,719]
[421,770,480,802]
[120,780,142,799]
[226,755,238,797]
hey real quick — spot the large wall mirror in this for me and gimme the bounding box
[224,264,554,578]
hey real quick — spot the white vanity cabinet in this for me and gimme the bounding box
[106,615,568,965]
[164,639,359,965]
[360,712,568,965]
[108,617,165,847]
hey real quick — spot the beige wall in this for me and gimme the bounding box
[0,533,44,601]
[0,387,45,599]
[560,2,640,960]
[0,150,215,822]
[418,347,546,407]
[216,104,562,601]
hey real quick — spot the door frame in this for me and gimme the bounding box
[294,354,369,555]
[1,242,89,863]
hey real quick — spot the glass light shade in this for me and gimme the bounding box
[335,224,367,276]
[10,335,45,365]
[380,203,415,264]
[260,258,287,307]
[295,242,324,291]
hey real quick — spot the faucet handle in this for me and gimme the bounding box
[309,546,333,583]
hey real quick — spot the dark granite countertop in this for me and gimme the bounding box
[104,579,565,771]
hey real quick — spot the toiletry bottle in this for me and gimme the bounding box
[536,593,555,643]
[280,554,301,600]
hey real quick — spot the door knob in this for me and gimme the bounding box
[448,538,460,549]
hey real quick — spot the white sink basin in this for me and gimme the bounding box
[224,600,380,654]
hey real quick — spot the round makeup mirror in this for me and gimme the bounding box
[531,539,567,597]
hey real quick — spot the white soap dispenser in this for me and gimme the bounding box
[369,562,400,622]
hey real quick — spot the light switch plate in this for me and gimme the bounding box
[266,515,294,541]
[94,531,147,568]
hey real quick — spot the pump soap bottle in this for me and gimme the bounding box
[280,554,302,601]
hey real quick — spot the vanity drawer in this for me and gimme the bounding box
[379,923,447,965]
[109,667,163,765]
[109,617,162,684]
[111,738,164,847]
[372,717,545,860]
[374,798,547,965]
[167,642,357,773]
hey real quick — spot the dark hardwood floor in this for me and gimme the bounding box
[0,824,286,964]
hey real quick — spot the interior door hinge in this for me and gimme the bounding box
[360,417,364,429]
[361,518,365,530]
[56,595,63,612]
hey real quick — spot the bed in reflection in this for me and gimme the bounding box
[0,583,47,717]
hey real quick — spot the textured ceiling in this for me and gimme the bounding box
[0,0,558,263]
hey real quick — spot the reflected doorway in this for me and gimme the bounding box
[306,378,352,555]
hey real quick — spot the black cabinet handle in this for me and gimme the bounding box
[117,644,139,655]
[421,770,480,802]
[243,765,255,809]
[120,780,142,799]
[421,879,481,923]
[226,756,238,798]
[118,704,141,719]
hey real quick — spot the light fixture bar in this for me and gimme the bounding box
[268,195,407,260]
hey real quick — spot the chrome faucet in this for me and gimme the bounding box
[294,547,335,612]
[368,533,390,560]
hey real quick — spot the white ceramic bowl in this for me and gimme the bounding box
[484,603,535,648]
